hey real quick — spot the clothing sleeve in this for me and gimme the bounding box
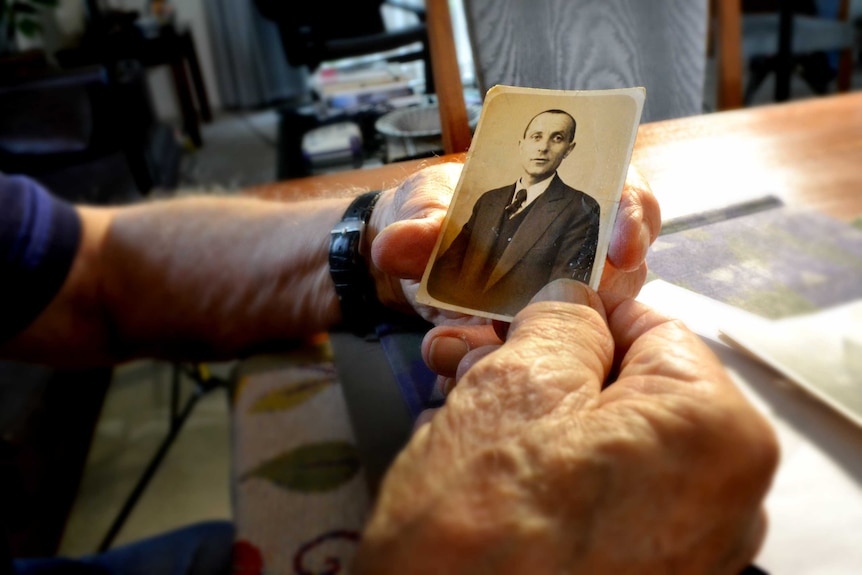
[0,172,82,343]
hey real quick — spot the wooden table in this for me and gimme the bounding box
[632,91,862,223]
[248,92,862,222]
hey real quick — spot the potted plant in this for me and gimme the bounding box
[0,0,59,55]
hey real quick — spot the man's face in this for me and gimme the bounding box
[518,112,576,182]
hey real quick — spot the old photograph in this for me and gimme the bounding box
[417,85,645,321]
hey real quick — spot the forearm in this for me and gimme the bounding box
[4,195,353,366]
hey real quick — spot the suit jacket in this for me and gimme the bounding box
[428,174,600,316]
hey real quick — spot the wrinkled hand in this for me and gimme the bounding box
[354,280,778,574]
[369,162,660,325]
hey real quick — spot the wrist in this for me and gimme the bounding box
[329,191,387,335]
[365,186,394,257]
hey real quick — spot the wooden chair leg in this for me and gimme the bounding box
[836,48,854,92]
[836,0,853,92]
[714,0,744,110]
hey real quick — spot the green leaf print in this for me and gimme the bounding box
[248,376,333,413]
[242,441,361,492]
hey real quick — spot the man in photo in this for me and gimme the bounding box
[428,109,600,317]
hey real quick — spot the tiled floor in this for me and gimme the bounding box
[56,55,862,557]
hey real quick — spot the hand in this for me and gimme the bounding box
[368,162,474,325]
[369,163,661,325]
[354,280,778,574]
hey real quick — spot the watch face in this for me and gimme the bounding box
[329,227,362,277]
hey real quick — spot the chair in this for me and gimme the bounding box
[252,0,435,179]
[427,0,710,155]
[714,0,855,110]
[462,0,709,124]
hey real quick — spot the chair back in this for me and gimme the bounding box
[463,0,709,124]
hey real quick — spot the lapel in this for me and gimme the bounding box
[461,184,515,282]
[484,175,575,290]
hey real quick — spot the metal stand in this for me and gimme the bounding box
[97,363,227,552]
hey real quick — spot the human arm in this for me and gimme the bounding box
[1,194,353,366]
[0,162,465,366]
[354,280,779,573]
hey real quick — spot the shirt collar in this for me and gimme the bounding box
[516,172,556,208]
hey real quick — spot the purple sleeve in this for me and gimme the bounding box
[0,173,82,342]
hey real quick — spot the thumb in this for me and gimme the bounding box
[529,279,606,318]
[372,214,445,280]
[501,279,614,404]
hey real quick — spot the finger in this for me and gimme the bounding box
[597,296,779,575]
[607,165,661,272]
[597,261,649,299]
[422,324,502,376]
[430,344,500,398]
[600,293,723,384]
[477,280,613,406]
[436,375,454,396]
[529,278,606,320]
[371,162,462,280]
[454,345,499,384]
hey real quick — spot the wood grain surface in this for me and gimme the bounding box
[632,92,862,221]
[462,0,709,123]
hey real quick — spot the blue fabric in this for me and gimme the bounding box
[0,173,81,342]
[12,521,234,575]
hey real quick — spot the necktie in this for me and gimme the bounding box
[505,188,527,218]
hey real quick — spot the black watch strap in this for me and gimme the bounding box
[329,191,385,335]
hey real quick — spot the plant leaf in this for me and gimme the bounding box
[242,441,361,492]
[248,375,333,413]
[30,0,59,7]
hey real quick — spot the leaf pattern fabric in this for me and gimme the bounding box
[231,337,371,574]
[242,441,361,492]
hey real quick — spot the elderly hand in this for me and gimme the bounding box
[369,163,660,325]
[354,280,778,574]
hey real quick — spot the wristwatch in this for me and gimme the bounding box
[329,191,385,335]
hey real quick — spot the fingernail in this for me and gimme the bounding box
[428,337,469,375]
[531,279,591,305]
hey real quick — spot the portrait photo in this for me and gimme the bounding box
[417,85,645,321]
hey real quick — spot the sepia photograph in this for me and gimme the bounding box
[418,85,645,321]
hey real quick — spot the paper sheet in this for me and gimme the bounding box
[720,301,862,429]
